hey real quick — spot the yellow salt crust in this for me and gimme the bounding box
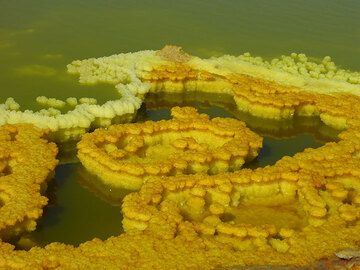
[36,96,66,109]
[77,106,262,190]
[0,126,359,268]
[67,46,360,130]
[0,93,141,142]
[157,48,359,130]
[147,62,360,129]
[122,126,360,265]
[0,124,58,240]
[67,45,360,98]
[2,46,359,144]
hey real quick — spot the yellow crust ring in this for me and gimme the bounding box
[77,106,262,190]
[0,125,58,240]
[122,140,360,263]
[1,47,360,269]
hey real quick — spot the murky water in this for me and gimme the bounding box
[0,0,358,248]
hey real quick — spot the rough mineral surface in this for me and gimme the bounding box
[0,124,58,240]
[0,47,359,269]
[78,106,262,190]
[122,137,360,263]
[66,45,360,128]
[2,45,360,143]
[0,93,141,143]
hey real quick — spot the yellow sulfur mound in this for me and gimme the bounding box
[78,107,262,190]
[0,124,58,240]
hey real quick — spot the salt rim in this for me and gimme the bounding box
[0,89,141,142]
[77,106,263,190]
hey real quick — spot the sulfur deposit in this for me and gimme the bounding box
[0,47,359,269]
[68,45,360,94]
[0,124,58,240]
[78,106,262,190]
[2,45,360,143]
[66,45,360,129]
[122,138,360,264]
[0,93,141,143]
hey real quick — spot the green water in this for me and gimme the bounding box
[0,0,357,248]
[26,164,123,247]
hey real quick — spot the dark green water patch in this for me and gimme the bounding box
[77,165,133,206]
[245,134,323,169]
[19,163,123,248]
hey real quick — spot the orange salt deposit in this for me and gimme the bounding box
[0,125,58,240]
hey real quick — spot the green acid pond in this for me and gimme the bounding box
[0,0,358,249]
